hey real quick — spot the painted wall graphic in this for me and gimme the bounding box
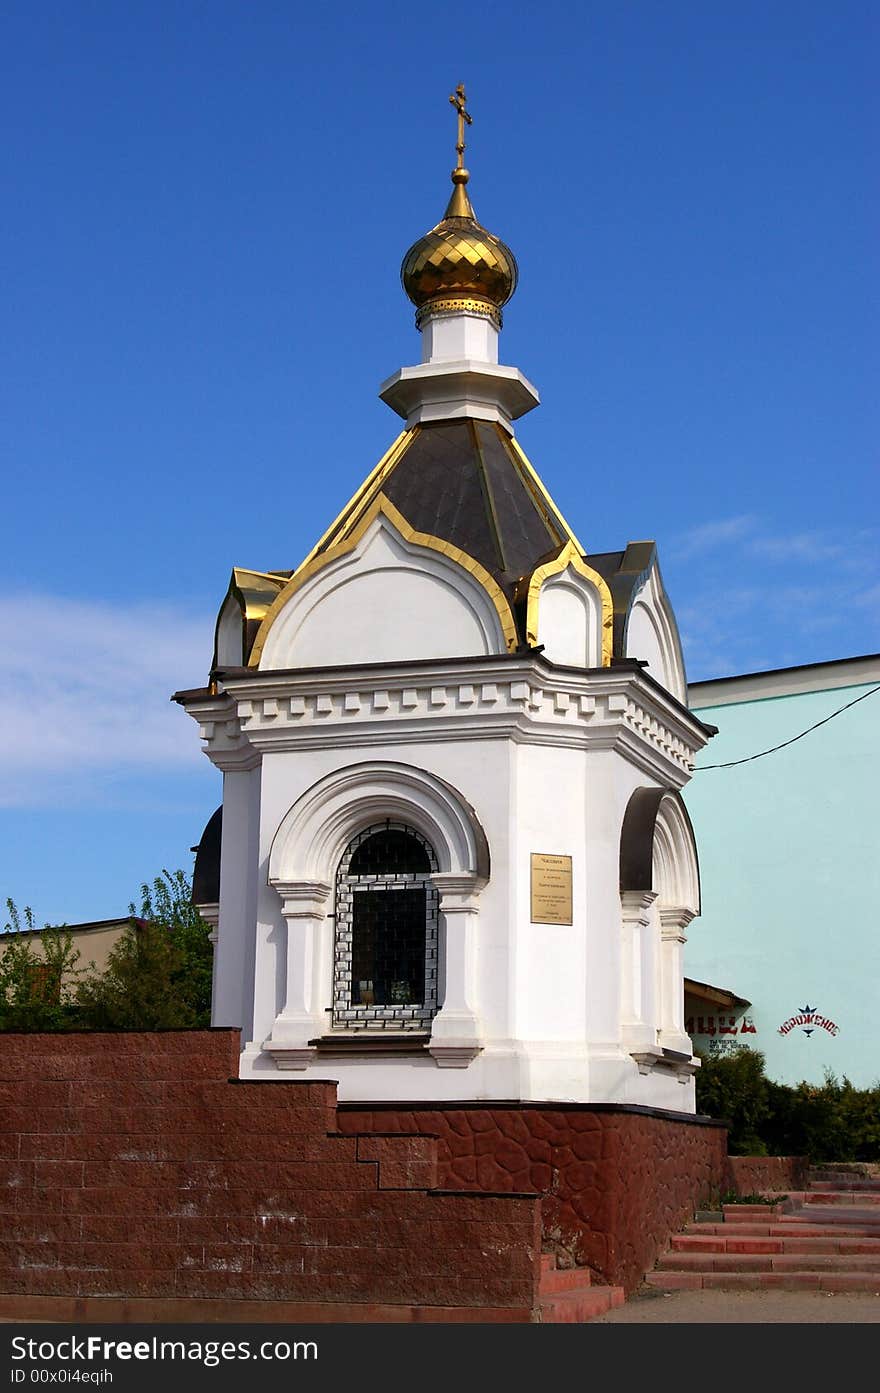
[777,1005,840,1039]
[685,1014,756,1040]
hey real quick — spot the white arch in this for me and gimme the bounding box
[652,793,700,917]
[536,568,605,669]
[258,509,512,670]
[268,760,489,888]
[625,562,687,704]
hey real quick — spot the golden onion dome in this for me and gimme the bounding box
[401,88,518,331]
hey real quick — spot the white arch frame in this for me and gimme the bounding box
[652,793,700,1055]
[256,504,516,670]
[268,761,487,886]
[652,793,700,918]
[625,563,688,704]
[263,761,488,1069]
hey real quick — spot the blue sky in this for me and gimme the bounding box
[1,1,877,924]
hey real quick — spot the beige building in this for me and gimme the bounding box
[0,917,139,982]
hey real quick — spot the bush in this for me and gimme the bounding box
[0,902,94,1031]
[1,871,213,1032]
[697,1046,880,1160]
[76,871,213,1030]
[695,1046,771,1154]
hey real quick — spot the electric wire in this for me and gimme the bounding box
[695,683,880,770]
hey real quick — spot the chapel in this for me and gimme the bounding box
[177,88,713,1111]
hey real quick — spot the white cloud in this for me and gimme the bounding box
[671,515,758,559]
[746,532,846,563]
[0,593,213,807]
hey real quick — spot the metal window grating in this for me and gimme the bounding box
[332,820,439,1031]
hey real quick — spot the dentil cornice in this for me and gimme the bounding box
[178,657,710,787]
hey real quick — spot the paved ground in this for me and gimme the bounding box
[592,1285,880,1323]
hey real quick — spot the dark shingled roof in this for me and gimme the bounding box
[320,420,569,629]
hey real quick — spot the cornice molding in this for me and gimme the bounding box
[180,659,709,785]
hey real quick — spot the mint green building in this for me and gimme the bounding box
[683,655,880,1088]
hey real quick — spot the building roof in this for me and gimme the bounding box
[689,653,880,709]
[684,977,751,1010]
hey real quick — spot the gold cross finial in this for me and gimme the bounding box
[449,83,472,169]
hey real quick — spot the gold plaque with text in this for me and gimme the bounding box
[530,853,573,925]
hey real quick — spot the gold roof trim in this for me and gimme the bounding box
[212,568,289,669]
[505,434,587,557]
[523,540,614,667]
[294,428,415,576]
[231,568,288,618]
[249,493,519,668]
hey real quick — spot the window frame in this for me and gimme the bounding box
[331,819,440,1031]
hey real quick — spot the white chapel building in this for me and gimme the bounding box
[177,92,713,1111]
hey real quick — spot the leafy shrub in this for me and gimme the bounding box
[0,903,94,1031]
[695,1046,771,1154]
[1,871,213,1032]
[697,1046,880,1160]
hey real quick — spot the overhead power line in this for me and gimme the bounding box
[695,683,880,771]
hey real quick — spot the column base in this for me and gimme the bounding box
[427,1041,483,1068]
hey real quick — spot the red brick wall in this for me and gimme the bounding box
[726,1155,808,1195]
[0,1033,541,1320]
[338,1103,728,1294]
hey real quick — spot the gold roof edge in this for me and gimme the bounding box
[521,540,614,667]
[249,493,519,668]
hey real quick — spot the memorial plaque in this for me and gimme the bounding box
[530,853,573,925]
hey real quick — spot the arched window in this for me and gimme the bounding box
[332,820,440,1030]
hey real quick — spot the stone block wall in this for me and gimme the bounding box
[726,1154,809,1195]
[338,1102,727,1293]
[0,1032,541,1321]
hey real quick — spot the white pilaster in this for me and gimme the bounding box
[212,766,260,1032]
[620,889,659,1055]
[428,871,486,1067]
[659,904,695,1055]
[262,880,331,1069]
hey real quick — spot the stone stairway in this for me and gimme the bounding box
[645,1165,880,1293]
[538,1254,626,1322]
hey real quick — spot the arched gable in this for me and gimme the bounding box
[252,497,517,671]
[623,561,687,704]
[523,541,613,668]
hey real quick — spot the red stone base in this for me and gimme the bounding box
[726,1155,809,1195]
[339,1102,727,1293]
[0,1293,531,1324]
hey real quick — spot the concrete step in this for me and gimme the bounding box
[538,1253,622,1322]
[791,1205,880,1226]
[646,1270,880,1293]
[671,1233,880,1255]
[807,1189,880,1204]
[809,1177,880,1192]
[539,1286,625,1322]
[657,1251,880,1273]
[540,1265,594,1293]
[721,1204,790,1222]
[686,1221,880,1238]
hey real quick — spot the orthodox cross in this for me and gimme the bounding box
[449,84,472,169]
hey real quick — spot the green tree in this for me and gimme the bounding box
[0,901,92,1031]
[695,1045,771,1154]
[76,870,213,1029]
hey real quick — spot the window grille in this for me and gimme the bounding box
[332,820,439,1030]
